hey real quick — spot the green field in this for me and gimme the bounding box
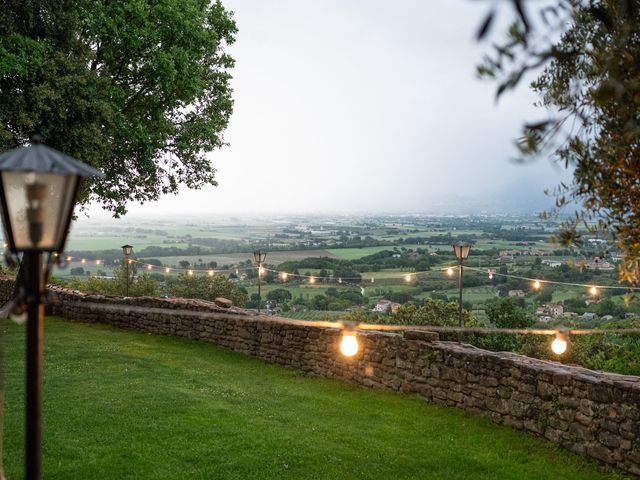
[246,284,335,299]
[1,319,628,479]
[328,245,428,260]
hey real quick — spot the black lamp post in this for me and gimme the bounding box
[253,250,266,313]
[453,241,471,331]
[121,244,133,296]
[0,136,102,480]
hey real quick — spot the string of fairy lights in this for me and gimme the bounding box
[51,250,640,358]
[56,253,637,296]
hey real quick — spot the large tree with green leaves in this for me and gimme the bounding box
[478,0,640,286]
[0,0,237,216]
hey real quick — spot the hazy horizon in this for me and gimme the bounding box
[86,0,572,219]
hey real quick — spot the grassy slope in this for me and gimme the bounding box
[1,319,629,480]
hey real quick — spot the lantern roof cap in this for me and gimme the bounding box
[0,136,103,178]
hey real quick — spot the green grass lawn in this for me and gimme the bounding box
[1,318,629,480]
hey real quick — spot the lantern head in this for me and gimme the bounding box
[0,136,103,253]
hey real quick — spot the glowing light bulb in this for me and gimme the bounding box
[235,269,239,275]
[309,276,315,284]
[53,252,59,257]
[340,333,359,357]
[590,286,598,296]
[405,274,412,283]
[371,277,375,283]
[551,333,568,355]
[338,278,342,284]
[96,259,101,265]
[81,259,86,264]
[147,264,152,270]
[208,270,214,276]
[489,273,493,280]
[447,267,453,276]
[128,259,133,264]
[67,256,72,262]
[2,243,6,249]
[165,267,171,273]
[188,270,194,276]
[258,266,265,276]
[281,272,288,281]
[533,280,541,290]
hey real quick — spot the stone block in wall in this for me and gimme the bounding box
[403,330,438,342]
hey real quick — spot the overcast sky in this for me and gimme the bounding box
[92,0,570,218]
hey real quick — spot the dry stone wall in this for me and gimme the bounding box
[0,278,638,476]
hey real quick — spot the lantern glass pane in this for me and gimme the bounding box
[1,171,77,251]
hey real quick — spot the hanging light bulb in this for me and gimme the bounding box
[281,272,288,281]
[147,264,152,270]
[96,259,101,265]
[258,266,265,276]
[371,277,375,283]
[551,331,568,355]
[309,276,315,284]
[590,286,598,296]
[447,267,453,276]
[488,269,493,280]
[165,267,171,273]
[533,280,541,290]
[340,330,359,357]
[208,270,214,277]
[81,258,86,264]
[338,277,342,284]
[66,256,72,262]
[405,274,412,283]
[128,259,133,264]
[188,269,194,276]
[235,268,239,275]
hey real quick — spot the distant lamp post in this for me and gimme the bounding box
[453,242,471,333]
[253,250,267,313]
[0,135,102,480]
[121,244,133,296]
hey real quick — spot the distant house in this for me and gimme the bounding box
[373,299,392,313]
[536,303,564,317]
[575,256,615,272]
[538,316,553,323]
[562,312,578,318]
[546,304,564,316]
[508,290,526,298]
[582,312,597,320]
[542,260,563,268]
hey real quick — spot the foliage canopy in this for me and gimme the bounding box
[0,0,237,215]
[478,0,640,285]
